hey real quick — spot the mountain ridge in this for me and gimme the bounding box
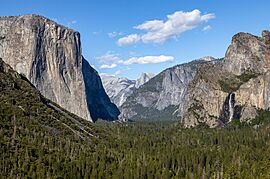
[119,30,270,127]
[101,72,155,107]
[119,57,218,121]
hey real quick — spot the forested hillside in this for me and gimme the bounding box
[1,57,270,178]
[0,57,107,178]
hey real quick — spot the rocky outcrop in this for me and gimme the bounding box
[135,73,155,88]
[0,14,119,122]
[101,73,155,107]
[262,30,270,45]
[119,57,217,121]
[181,30,270,127]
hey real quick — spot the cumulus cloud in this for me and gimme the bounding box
[97,52,174,67]
[100,73,115,77]
[202,25,212,32]
[135,20,164,31]
[99,63,117,69]
[119,55,174,65]
[118,9,215,45]
[117,34,141,46]
[96,51,122,62]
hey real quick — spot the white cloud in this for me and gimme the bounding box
[117,34,141,46]
[135,20,164,31]
[99,63,117,69]
[119,55,174,65]
[100,68,130,77]
[118,9,215,45]
[202,25,212,32]
[97,52,174,67]
[96,51,122,63]
[100,73,114,77]
[108,32,122,38]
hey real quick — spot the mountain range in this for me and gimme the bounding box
[101,72,155,107]
[120,31,270,127]
[119,56,218,121]
[1,14,270,128]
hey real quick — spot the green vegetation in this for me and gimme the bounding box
[219,71,260,93]
[1,58,270,178]
[130,104,179,121]
[2,114,270,178]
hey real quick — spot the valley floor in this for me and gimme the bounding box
[1,114,270,178]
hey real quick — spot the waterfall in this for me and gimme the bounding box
[219,93,236,125]
[228,93,234,122]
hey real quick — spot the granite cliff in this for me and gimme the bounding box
[120,30,270,127]
[101,72,155,107]
[0,56,100,140]
[182,30,270,127]
[0,14,119,122]
[119,57,217,121]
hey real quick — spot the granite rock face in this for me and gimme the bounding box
[0,14,119,122]
[181,31,270,127]
[120,31,270,127]
[119,57,217,121]
[262,30,270,45]
[101,73,155,107]
[135,73,155,88]
[82,58,120,121]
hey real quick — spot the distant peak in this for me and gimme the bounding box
[140,72,155,78]
[200,56,216,62]
[135,72,155,88]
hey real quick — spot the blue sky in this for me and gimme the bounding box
[1,0,270,79]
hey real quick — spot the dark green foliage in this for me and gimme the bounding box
[250,109,270,126]
[1,58,270,178]
[130,104,179,121]
[219,71,260,93]
[0,58,105,178]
